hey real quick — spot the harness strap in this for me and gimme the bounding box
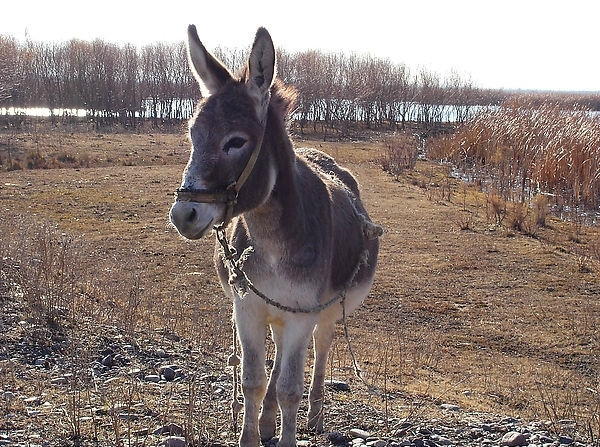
[174,124,266,230]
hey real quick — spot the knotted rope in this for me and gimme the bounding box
[219,215,383,431]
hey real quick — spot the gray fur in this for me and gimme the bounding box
[170,26,379,447]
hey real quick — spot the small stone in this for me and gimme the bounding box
[325,379,350,392]
[328,431,349,445]
[34,358,46,366]
[558,435,574,444]
[144,374,161,383]
[27,409,41,417]
[156,348,167,358]
[366,440,387,447]
[118,412,139,420]
[101,354,114,367]
[154,423,184,436]
[435,436,452,445]
[440,403,460,411]
[161,367,176,381]
[412,439,425,447]
[3,391,15,400]
[349,429,371,440]
[162,437,185,447]
[297,441,310,447]
[501,431,528,446]
[51,377,67,385]
[24,396,41,405]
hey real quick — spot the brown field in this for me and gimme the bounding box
[1,127,599,445]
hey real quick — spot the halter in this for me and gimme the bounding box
[174,125,266,230]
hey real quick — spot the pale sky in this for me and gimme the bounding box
[2,0,598,92]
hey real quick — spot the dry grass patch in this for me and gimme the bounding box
[1,132,599,444]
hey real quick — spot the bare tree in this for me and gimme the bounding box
[0,36,23,104]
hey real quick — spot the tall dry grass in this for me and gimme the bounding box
[427,98,600,215]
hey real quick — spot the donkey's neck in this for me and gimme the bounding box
[246,122,305,242]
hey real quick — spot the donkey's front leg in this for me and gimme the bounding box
[308,321,335,432]
[277,318,316,447]
[259,325,283,442]
[235,299,268,447]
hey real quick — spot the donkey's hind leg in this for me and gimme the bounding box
[308,321,335,432]
[259,325,283,442]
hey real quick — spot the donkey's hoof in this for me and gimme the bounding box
[261,436,279,447]
[259,416,277,442]
[307,412,324,433]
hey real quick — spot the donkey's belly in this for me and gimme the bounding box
[317,276,375,325]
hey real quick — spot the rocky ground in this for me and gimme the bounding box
[0,295,592,447]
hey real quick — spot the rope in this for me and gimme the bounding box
[218,215,382,429]
[215,222,379,314]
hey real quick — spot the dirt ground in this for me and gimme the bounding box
[0,128,599,445]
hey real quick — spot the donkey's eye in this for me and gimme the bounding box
[223,136,247,153]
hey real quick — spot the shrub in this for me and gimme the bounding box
[378,133,418,179]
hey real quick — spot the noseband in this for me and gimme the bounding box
[174,126,265,230]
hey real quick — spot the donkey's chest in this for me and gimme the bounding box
[216,244,325,304]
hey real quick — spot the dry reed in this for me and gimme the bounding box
[427,97,600,215]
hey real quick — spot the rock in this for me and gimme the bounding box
[161,366,176,381]
[434,435,452,445]
[558,435,574,444]
[328,431,349,445]
[297,441,310,447]
[156,348,167,358]
[440,403,460,411]
[366,440,387,447]
[349,429,371,440]
[325,379,350,391]
[50,377,67,385]
[23,396,41,405]
[154,423,184,436]
[144,374,161,383]
[3,391,15,400]
[501,431,528,446]
[412,439,425,447]
[101,354,114,367]
[162,436,185,447]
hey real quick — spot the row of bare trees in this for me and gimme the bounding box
[2,35,597,132]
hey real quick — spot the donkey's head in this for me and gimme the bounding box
[170,25,276,240]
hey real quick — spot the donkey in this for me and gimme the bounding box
[169,25,380,447]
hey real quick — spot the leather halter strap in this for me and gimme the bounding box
[174,125,265,229]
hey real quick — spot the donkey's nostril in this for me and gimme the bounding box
[186,207,197,222]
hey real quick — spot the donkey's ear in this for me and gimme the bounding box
[187,24,233,96]
[245,27,276,122]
